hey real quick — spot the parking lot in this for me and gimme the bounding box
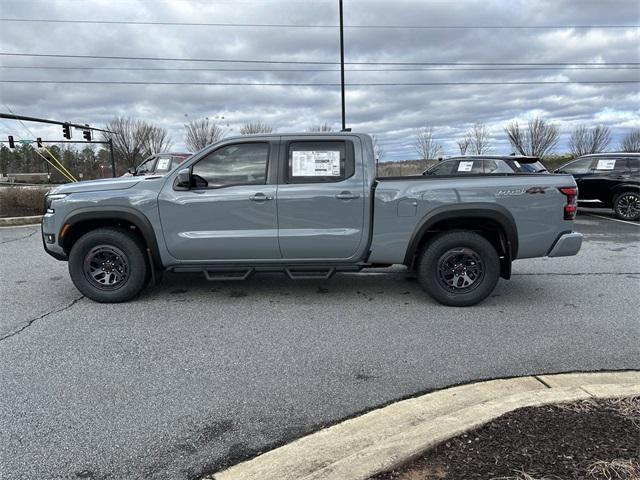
[0,209,638,480]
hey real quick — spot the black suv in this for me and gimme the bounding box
[424,155,548,176]
[555,153,639,221]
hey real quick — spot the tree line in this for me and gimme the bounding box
[414,119,640,161]
[1,115,638,182]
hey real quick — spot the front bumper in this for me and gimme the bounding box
[41,214,68,261]
[547,232,583,257]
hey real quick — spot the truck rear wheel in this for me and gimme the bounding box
[68,227,149,303]
[417,231,500,307]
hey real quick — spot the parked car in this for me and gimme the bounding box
[125,152,191,177]
[424,156,547,176]
[554,153,639,221]
[42,133,582,306]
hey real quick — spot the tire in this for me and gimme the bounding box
[417,231,500,307]
[68,228,149,302]
[613,191,640,221]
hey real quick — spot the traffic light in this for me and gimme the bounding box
[37,137,43,148]
[82,125,92,141]
[8,135,15,148]
[62,122,71,139]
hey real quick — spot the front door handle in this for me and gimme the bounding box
[249,192,274,202]
[335,191,360,200]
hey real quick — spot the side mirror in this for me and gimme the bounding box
[127,167,136,175]
[173,168,192,190]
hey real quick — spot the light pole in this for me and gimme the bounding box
[339,0,346,131]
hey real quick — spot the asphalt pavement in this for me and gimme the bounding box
[0,208,638,480]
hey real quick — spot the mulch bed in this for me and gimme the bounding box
[370,397,639,480]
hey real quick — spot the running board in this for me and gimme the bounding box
[170,264,362,280]
[203,268,255,281]
[284,267,335,280]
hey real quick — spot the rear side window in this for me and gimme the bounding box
[560,158,594,174]
[483,159,513,174]
[517,161,547,173]
[286,141,354,183]
[427,160,458,175]
[191,142,269,189]
[456,160,484,174]
[593,158,629,174]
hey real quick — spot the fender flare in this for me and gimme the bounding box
[403,203,519,265]
[59,206,162,269]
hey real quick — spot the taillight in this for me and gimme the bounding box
[559,187,578,220]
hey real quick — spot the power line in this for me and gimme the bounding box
[1,80,637,86]
[2,52,638,66]
[1,18,638,29]
[1,65,638,72]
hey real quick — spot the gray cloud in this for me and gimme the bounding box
[0,0,638,159]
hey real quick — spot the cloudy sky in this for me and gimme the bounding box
[0,0,638,160]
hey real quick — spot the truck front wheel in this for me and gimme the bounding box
[417,231,500,307]
[68,227,150,303]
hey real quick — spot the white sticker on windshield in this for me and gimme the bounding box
[513,161,521,168]
[156,157,171,171]
[292,150,341,176]
[595,159,616,170]
[458,161,474,172]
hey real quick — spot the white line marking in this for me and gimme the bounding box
[582,212,640,227]
[0,223,41,229]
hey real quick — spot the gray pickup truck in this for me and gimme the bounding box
[42,133,583,306]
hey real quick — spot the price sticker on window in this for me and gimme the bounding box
[292,150,341,176]
[595,159,616,170]
[156,157,171,171]
[458,161,474,172]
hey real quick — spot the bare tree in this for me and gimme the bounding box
[371,134,385,162]
[240,121,274,135]
[185,118,227,152]
[141,125,172,157]
[505,118,560,158]
[307,123,333,132]
[620,129,640,152]
[102,117,155,169]
[414,126,442,160]
[457,136,471,155]
[468,122,491,154]
[569,125,611,157]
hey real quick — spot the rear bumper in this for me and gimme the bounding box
[547,232,583,258]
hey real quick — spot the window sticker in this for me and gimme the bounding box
[595,159,616,170]
[292,150,341,176]
[156,157,171,170]
[458,161,474,172]
[513,161,521,168]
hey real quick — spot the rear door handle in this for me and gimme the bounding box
[335,191,360,200]
[249,192,273,202]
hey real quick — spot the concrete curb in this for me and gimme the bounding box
[207,371,640,480]
[0,215,42,227]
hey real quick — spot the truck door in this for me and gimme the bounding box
[158,140,281,261]
[276,138,365,260]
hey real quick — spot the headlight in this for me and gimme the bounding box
[44,193,68,214]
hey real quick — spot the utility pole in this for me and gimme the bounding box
[108,138,116,177]
[339,0,346,131]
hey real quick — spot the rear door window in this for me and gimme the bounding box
[483,159,513,174]
[286,141,354,183]
[427,160,458,175]
[560,158,594,174]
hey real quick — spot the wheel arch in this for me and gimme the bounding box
[58,207,162,269]
[403,203,518,279]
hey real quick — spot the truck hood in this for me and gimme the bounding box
[50,176,143,194]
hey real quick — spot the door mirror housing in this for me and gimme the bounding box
[127,167,137,176]
[173,168,192,190]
